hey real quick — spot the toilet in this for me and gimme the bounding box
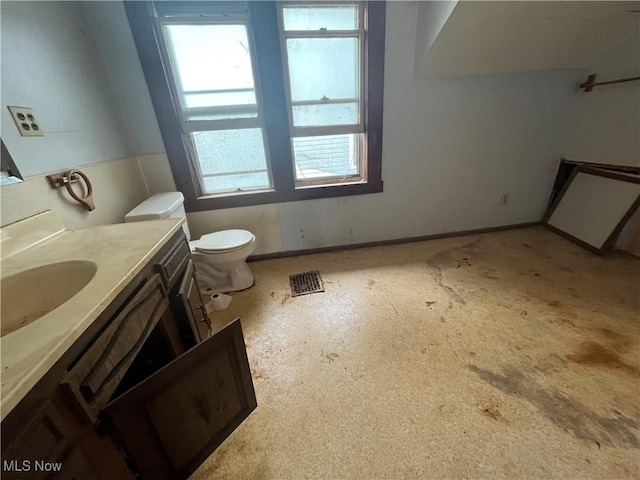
[124,192,256,292]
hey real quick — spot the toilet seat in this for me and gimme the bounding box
[192,229,254,254]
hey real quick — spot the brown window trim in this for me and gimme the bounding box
[125,1,385,212]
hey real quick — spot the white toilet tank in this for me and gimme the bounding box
[124,192,191,240]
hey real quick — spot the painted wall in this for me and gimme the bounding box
[0,2,148,228]
[420,1,638,77]
[413,0,458,76]
[563,35,640,167]
[2,1,632,256]
[1,157,149,228]
[0,1,133,177]
[274,1,584,249]
[117,2,582,255]
[561,35,640,253]
[80,1,165,155]
[58,1,585,255]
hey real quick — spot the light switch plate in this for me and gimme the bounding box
[7,106,44,137]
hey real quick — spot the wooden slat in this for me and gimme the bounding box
[155,235,191,290]
[178,261,211,342]
[64,274,168,421]
[158,309,186,357]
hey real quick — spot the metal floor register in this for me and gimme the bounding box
[289,271,324,297]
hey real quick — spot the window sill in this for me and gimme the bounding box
[198,187,276,199]
[186,180,383,211]
[295,178,365,189]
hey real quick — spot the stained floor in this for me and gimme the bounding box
[191,226,640,479]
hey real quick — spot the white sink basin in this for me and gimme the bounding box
[1,261,97,337]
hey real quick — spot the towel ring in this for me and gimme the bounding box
[64,169,95,211]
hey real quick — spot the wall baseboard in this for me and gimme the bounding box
[248,221,542,262]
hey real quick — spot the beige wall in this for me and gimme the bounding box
[138,153,283,255]
[1,157,149,229]
[188,206,283,255]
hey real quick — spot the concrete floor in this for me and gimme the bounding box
[191,226,639,479]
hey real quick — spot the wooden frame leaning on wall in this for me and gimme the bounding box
[544,165,640,254]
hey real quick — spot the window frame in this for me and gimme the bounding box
[125,1,385,211]
[278,2,366,187]
[156,14,275,195]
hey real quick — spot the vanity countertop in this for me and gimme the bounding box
[0,212,185,420]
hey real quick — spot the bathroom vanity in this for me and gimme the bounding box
[0,213,256,479]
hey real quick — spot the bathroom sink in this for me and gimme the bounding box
[1,261,98,337]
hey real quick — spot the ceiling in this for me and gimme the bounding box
[415,1,640,77]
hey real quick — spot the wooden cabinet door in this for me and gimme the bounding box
[178,260,211,342]
[102,318,256,480]
[1,403,99,480]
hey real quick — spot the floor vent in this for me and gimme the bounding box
[289,271,324,297]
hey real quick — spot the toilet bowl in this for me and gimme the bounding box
[190,229,256,293]
[124,192,257,293]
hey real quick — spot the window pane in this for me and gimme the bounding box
[282,5,358,31]
[292,102,358,127]
[164,24,258,119]
[293,134,362,181]
[286,37,359,103]
[192,129,271,193]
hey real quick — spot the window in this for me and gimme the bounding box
[126,1,385,210]
[280,4,364,187]
[161,17,271,195]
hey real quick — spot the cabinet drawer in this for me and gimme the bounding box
[64,274,168,421]
[155,235,191,290]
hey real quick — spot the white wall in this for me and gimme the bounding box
[0,1,133,177]
[563,35,640,167]
[413,0,458,76]
[561,35,640,254]
[0,2,148,228]
[118,2,583,255]
[273,3,581,252]
[2,1,632,255]
[80,1,165,155]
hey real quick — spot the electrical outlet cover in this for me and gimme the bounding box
[7,106,44,137]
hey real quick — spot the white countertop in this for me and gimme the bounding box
[0,212,185,420]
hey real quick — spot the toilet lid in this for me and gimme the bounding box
[193,229,254,253]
